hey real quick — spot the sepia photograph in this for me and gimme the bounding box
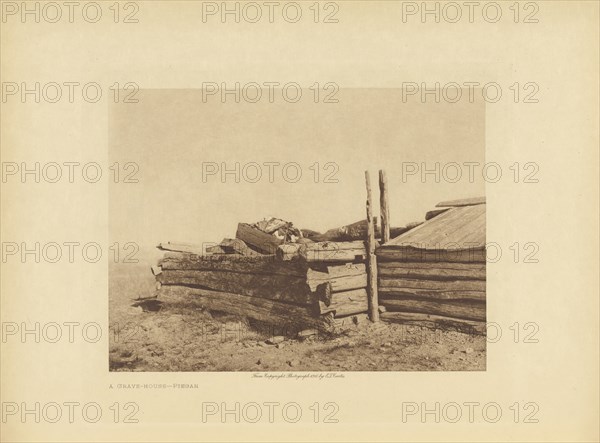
[108,88,487,372]
[2,1,598,442]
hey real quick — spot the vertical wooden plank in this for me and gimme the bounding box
[379,169,390,244]
[365,171,380,322]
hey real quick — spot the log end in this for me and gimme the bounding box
[317,282,333,307]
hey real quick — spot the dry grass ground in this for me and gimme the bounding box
[109,263,486,372]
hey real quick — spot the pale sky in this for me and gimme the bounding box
[109,88,485,259]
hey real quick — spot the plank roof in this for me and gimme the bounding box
[386,200,485,250]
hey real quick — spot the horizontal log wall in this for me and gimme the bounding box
[306,263,367,292]
[379,287,485,302]
[378,261,486,281]
[377,255,486,325]
[159,285,335,333]
[378,274,485,302]
[157,241,503,330]
[319,288,368,317]
[307,263,369,317]
[376,246,486,263]
[156,249,371,322]
[157,269,315,305]
[159,252,306,276]
[379,278,485,292]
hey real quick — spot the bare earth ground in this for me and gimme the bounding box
[109,263,486,372]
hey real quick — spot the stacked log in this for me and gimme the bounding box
[286,243,370,320]
[159,285,334,333]
[152,239,370,334]
[154,248,331,333]
[376,257,486,330]
[153,208,425,333]
[306,263,369,317]
[276,241,366,263]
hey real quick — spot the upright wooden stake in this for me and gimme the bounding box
[379,169,390,244]
[365,171,380,322]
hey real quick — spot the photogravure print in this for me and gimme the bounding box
[1,1,598,442]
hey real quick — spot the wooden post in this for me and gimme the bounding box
[365,171,380,322]
[379,170,390,244]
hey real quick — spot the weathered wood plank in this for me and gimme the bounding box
[159,252,306,276]
[158,285,335,333]
[379,170,390,244]
[376,246,486,263]
[378,261,486,280]
[328,262,366,277]
[385,205,484,249]
[378,278,486,292]
[365,170,379,322]
[306,263,367,292]
[299,241,366,263]
[305,267,329,291]
[379,296,486,321]
[379,287,485,302]
[380,312,486,335]
[330,273,367,292]
[236,223,284,254]
[319,288,369,317]
[379,261,486,270]
[157,270,315,305]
